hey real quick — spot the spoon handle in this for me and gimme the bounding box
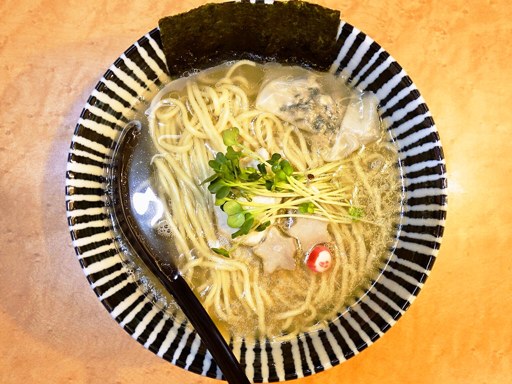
[109,125,251,384]
[128,228,251,384]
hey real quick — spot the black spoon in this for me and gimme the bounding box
[107,123,251,384]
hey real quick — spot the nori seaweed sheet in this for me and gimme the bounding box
[158,1,341,76]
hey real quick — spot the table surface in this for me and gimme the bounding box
[1,0,511,383]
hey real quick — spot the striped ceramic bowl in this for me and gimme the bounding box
[65,1,447,382]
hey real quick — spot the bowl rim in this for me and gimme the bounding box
[65,4,447,382]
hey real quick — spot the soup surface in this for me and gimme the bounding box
[120,61,403,341]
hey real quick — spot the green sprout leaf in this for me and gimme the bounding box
[267,153,281,165]
[200,173,219,186]
[208,179,225,193]
[215,198,227,206]
[257,163,267,175]
[299,202,316,214]
[247,172,261,181]
[280,160,293,176]
[232,215,254,238]
[212,247,230,257]
[223,200,243,215]
[225,146,240,161]
[227,212,245,228]
[275,170,287,182]
[255,221,271,232]
[348,206,364,220]
[222,127,240,146]
[215,185,231,199]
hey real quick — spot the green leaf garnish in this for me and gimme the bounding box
[275,170,287,182]
[200,175,218,186]
[201,141,366,249]
[256,221,271,232]
[225,146,240,161]
[222,127,240,146]
[247,172,261,181]
[222,200,243,215]
[299,202,316,214]
[212,247,230,257]
[281,160,293,176]
[227,212,245,228]
[207,179,224,193]
[215,198,227,206]
[232,215,254,238]
[216,185,231,199]
[348,206,364,220]
[267,153,281,165]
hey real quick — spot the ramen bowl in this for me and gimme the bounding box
[65,1,447,382]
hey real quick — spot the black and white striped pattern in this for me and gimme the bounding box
[66,11,446,384]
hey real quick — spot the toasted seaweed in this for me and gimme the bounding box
[158,0,341,76]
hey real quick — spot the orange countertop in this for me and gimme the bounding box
[1,0,510,383]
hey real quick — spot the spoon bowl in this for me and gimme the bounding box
[106,122,250,384]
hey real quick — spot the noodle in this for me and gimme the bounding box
[143,61,401,340]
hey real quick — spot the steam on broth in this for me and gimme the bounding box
[124,60,402,341]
